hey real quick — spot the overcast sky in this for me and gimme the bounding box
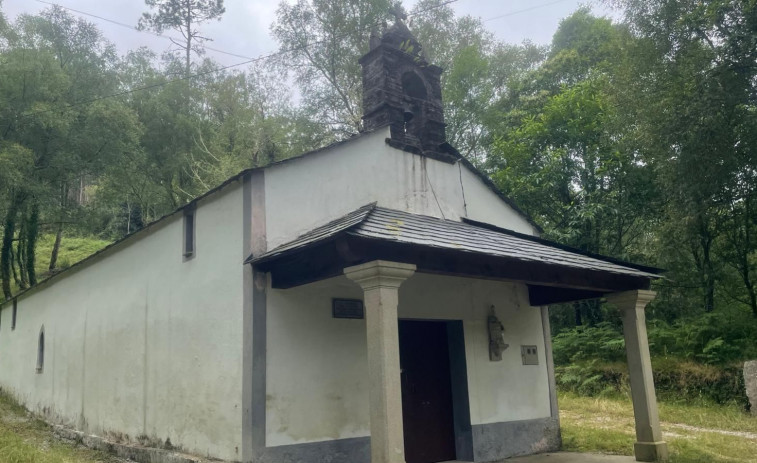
[3,0,616,67]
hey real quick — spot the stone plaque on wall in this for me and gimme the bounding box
[332,298,364,319]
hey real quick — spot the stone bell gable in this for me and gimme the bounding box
[359,19,447,159]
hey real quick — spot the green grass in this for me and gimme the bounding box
[10,234,110,295]
[34,234,110,271]
[0,391,119,463]
[0,386,754,462]
[559,392,757,462]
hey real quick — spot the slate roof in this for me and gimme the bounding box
[248,204,662,280]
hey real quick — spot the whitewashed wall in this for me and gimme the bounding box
[0,128,544,460]
[0,182,246,461]
[264,128,537,251]
[265,273,551,446]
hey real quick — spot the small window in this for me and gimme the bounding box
[183,208,195,258]
[36,326,44,373]
[12,299,17,330]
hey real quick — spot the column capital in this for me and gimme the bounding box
[344,260,416,290]
[606,289,656,311]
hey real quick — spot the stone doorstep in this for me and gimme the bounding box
[52,425,209,463]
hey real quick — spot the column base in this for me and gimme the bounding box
[634,441,669,462]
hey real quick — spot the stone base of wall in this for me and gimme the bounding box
[53,425,204,463]
[52,417,561,463]
[252,437,370,463]
[472,417,562,462]
[252,416,560,463]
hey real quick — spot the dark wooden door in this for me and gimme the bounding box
[399,320,457,463]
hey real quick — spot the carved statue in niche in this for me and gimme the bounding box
[488,306,509,361]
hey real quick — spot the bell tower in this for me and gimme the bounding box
[359,16,449,158]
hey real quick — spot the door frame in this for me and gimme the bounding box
[399,318,474,462]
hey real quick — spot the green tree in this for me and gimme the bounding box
[271,0,393,138]
[610,0,757,316]
[488,10,659,325]
[138,0,225,76]
[410,0,495,163]
[0,7,142,295]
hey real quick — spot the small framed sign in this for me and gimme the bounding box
[521,345,539,365]
[332,298,364,319]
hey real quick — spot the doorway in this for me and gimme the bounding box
[399,320,463,463]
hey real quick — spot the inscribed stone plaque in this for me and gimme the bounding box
[332,299,364,319]
[745,360,757,416]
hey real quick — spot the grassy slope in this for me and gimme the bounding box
[0,392,121,463]
[10,234,110,295]
[560,392,757,462]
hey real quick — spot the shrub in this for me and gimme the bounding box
[555,359,749,408]
[552,304,757,367]
[552,322,627,365]
[647,313,756,365]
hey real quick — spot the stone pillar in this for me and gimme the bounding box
[345,260,416,463]
[745,360,757,416]
[607,290,669,462]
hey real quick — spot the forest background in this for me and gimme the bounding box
[1,0,756,405]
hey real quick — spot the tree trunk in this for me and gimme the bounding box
[574,302,583,326]
[16,219,27,289]
[25,203,39,286]
[1,196,21,300]
[740,196,756,318]
[185,0,192,76]
[10,244,20,288]
[748,283,757,318]
[49,221,64,271]
[702,237,715,313]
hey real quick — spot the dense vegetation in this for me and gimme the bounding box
[1,0,756,401]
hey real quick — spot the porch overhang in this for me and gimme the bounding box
[247,204,663,305]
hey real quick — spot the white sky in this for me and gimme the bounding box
[3,0,617,67]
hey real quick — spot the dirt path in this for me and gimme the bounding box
[665,422,757,440]
[562,408,757,440]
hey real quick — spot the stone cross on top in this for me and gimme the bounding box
[389,3,408,23]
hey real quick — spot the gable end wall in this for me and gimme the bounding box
[264,127,536,251]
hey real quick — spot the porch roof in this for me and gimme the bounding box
[248,204,663,304]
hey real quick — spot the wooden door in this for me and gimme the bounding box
[399,320,457,463]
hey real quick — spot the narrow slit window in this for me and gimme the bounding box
[12,299,17,330]
[36,327,44,373]
[183,208,195,258]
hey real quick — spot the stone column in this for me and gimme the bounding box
[745,360,757,416]
[345,260,416,463]
[607,290,669,462]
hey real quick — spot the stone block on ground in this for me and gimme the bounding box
[745,360,757,416]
